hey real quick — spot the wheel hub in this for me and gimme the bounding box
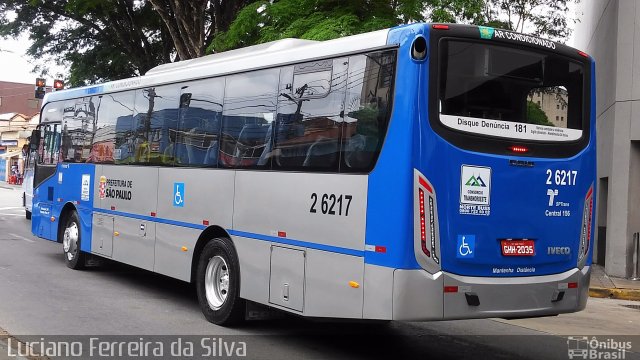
[63,222,79,261]
[204,255,229,310]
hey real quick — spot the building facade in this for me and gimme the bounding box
[0,81,45,117]
[0,113,38,183]
[528,89,569,127]
[575,0,640,278]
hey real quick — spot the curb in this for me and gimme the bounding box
[589,287,640,301]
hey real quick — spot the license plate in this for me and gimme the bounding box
[501,240,535,256]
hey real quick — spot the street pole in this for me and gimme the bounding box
[633,232,640,281]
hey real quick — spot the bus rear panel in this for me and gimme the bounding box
[373,24,595,320]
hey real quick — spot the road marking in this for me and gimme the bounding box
[9,233,34,243]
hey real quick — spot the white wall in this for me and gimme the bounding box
[575,0,640,277]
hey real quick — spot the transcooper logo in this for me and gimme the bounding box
[465,175,487,187]
[460,165,491,216]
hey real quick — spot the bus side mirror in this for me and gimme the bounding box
[29,130,40,152]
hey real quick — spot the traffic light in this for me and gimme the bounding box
[53,79,64,91]
[35,78,46,99]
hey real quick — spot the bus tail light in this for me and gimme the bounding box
[419,188,430,257]
[414,169,441,274]
[432,24,450,30]
[578,184,594,269]
[509,145,529,154]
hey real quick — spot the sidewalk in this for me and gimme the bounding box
[0,182,21,191]
[590,264,640,301]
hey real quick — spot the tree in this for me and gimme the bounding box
[526,101,555,126]
[215,0,578,52]
[210,0,427,52]
[424,0,486,25]
[148,0,254,60]
[482,0,577,41]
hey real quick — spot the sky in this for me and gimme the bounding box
[0,33,65,85]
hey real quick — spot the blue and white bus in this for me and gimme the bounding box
[28,23,595,325]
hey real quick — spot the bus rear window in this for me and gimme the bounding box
[438,40,585,142]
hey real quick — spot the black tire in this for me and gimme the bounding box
[25,210,31,220]
[62,211,85,270]
[196,238,245,326]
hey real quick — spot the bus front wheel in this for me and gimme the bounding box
[62,211,85,270]
[196,238,244,326]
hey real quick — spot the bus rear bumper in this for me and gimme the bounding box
[392,266,590,321]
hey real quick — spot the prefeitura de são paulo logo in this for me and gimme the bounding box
[99,176,107,200]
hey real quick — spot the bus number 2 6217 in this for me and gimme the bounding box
[310,193,352,216]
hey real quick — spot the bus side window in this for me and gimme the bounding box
[130,85,182,166]
[272,59,346,171]
[37,126,48,164]
[38,123,62,165]
[38,102,64,165]
[176,77,224,168]
[61,97,95,163]
[341,51,395,172]
[220,69,278,169]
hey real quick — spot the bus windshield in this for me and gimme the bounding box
[438,39,585,142]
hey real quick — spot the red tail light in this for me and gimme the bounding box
[578,185,594,268]
[419,188,430,257]
[432,24,450,30]
[415,170,441,273]
[509,145,529,154]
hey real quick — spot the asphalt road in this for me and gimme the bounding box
[0,186,639,360]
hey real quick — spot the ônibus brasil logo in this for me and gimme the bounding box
[465,175,487,187]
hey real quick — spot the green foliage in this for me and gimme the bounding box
[425,0,486,24]
[347,107,380,137]
[484,0,576,41]
[0,0,169,86]
[209,0,404,53]
[526,101,555,127]
[211,0,577,53]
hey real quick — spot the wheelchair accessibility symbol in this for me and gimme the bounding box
[173,182,185,207]
[457,235,475,258]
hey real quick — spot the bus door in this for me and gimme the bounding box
[31,122,62,240]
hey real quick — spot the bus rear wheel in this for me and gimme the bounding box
[62,211,85,270]
[196,238,244,326]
